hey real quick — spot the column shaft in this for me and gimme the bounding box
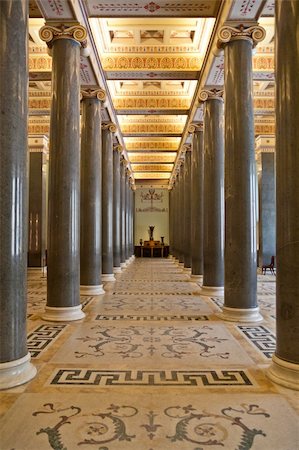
[80,95,104,294]
[268,0,299,389]
[125,176,130,260]
[120,161,126,265]
[178,165,185,264]
[223,38,259,319]
[191,128,204,276]
[202,98,224,293]
[45,37,84,320]
[28,149,47,267]
[258,152,276,266]
[183,149,192,268]
[113,148,121,271]
[0,0,36,388]
[102,127,115,280]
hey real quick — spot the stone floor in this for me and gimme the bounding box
[1,258,298,450]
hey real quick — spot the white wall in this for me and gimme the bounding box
[134,188,169,245]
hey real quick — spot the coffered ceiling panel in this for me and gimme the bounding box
[85,0,221,18]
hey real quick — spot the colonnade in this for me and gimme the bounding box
[0,0,298,392]
[0,12,134,389]
[170,10,299,390]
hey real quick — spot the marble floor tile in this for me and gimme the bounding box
[0,393,297,450]
[50,322,253,368]
[1,258,298,450]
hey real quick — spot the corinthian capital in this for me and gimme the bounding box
[102,122,117,133]
[218,24,266,48]
[198,89,223,102]
[80,88,106,102]
[39,23,87,48]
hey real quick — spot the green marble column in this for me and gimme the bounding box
[0,0,37,389]
[40,24,87,321]
[218,24,265,321]
[80,89,106,295]
[199,90,224,296]
[190,124,204,281]
[267,0,299,390]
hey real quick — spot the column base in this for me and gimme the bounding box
[0,353,37,390]
[267,355,299,391]
[102,273,116,282]
[200,285,224,297]
[113,267,122,274]
[80,285,105,295]
[120,262,127,268]
[178,262,184,268]
[189,274,203,282]
[42,305,85,322]
[183,267,192,274]
[217,306,263,323]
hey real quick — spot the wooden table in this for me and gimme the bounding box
[134,245,169,258]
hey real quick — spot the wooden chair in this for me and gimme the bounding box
[262,255,275,275]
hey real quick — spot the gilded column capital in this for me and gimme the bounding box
[113,144,123,153]
[39,24,87,49]
[218,24,266,48]
[80,88,106,102]
[188,123,204,133]
[102,122,117,133]
[183,144,192,152]
[199,89,223,102]
[121,156,129,166]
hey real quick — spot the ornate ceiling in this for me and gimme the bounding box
[28,0,275,187]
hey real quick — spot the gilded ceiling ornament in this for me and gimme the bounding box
[198,89,223,102]
[102,122,117,133]
[39,24,87,48]
[80,88,106,102]
[218,24,266,48]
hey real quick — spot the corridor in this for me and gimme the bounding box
[0,258,298,449]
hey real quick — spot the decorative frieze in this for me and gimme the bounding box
[125,141,179,150]
[102,55,202,71]
[131,164,173,172]
[120,123,184,134]
[114,97,190,109]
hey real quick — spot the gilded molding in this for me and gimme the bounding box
[198,89,223,102]
[39,24,87,48]
[80,88,106,102]
[102,122,117,133]
[218,25,266,48]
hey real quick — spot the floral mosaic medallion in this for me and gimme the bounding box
[50,323,253,368]
[95,294,214,315]
[0,393,297,450]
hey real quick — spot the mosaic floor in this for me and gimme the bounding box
[1,258,298,450]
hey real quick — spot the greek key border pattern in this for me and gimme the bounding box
[237,325,276,358]
[49,369,254,387]
[95,314,210,321]
[28,324,67,358]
